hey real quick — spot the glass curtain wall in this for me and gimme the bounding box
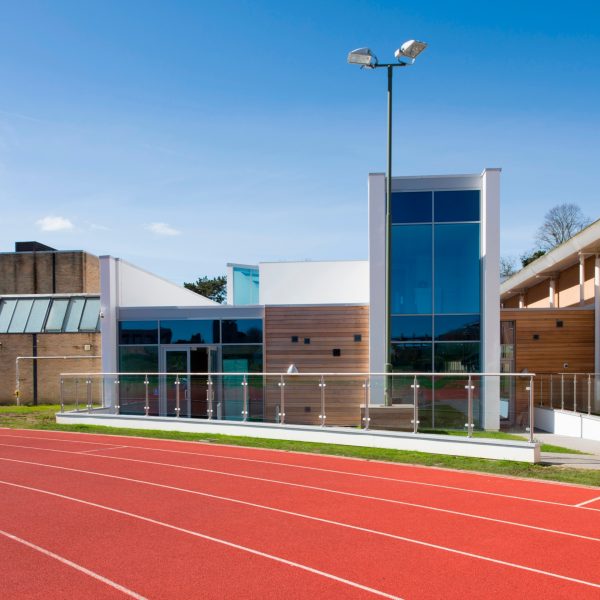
[390,189,481,427]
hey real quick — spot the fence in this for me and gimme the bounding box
[59,372,537,441]
[534,373,600,416]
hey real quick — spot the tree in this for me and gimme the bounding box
[534,203,591,251]
[520,249,546,268]
[184,275,227,303]
[500,256,518,278]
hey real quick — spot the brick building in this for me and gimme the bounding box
[0,242,101,403]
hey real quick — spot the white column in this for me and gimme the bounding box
[549,278,555,308]
[368,173,386,405]
[580,254,585,305]
[595,255,600,411]
[519,294,525,309]
[481,168,501,430]
[100,256,119,407]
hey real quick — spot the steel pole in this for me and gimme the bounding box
[384,65,393,407]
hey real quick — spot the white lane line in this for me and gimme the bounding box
[0,437,588,509]
[0,528,147,599]
[1,456,599,544]
[575,495,600,508]
[0,480,402,600]
[1,479,599,592]
[78,446,129,454]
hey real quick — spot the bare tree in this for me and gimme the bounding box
[534,203,591,251]
[500,256,518,278]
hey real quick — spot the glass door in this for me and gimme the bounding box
[189,347,209,418]
[164,349,189,417]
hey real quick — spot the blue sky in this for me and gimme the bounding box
[1,1,599,283]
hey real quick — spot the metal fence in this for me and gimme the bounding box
[534,373,600,415]
[59,371,537,442]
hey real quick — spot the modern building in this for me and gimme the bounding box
[96,170,501,429]
[0,242,101,403]
[501,218,600,419]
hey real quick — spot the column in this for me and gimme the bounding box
[549,278,555,308]
[580,254,585,305]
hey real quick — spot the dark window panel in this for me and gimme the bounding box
[391,192,432,224]
[118,346,159,372]
[391,316,433,341]
[434,342,480,373]
[221,319,263,344]
[434,190,480,222]
[434,315,480,341]
[391,224,432,314]
[391,343,433,372]
[160,320,220,344]
[119,321,159,345]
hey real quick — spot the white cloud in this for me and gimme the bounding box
[89,223,110,231]
[144,222,181,236]
[36,216,74,231]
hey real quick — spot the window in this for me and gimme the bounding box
[434,315,480,341]
[119,321,159,345]
[391,343,433,372]
[232,266,259,305]
[0,299,18,333]
[79,298,101,331]
[45,299,69,332]
[64,298,86,332]
[434,190,480,222]
[391,316,432,341]
[160,320,219,344]
[8,299,33,333]
[391,191,432,224]
[222,319,263,343]
[24,299,51,333]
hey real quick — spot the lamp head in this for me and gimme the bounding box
[394,40,427,61]
[347,47,377,67]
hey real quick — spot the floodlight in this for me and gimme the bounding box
[347,47,377,67]
[394,40,427,61]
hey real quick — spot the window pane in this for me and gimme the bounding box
[435,315,480,341]
[222,319,263,343]
[45,299,69,332]
[160,320,219,344]
[434,223,480,314]
[79,298,100,331]
[391,316,432,341]
[434,190,480,222]
[391,343,432,372]
[119,321,159,345]
[233,267,260,305]
[119,346,159,372]
[434,342,480,372]
[221,345,263,420]
[64,298,85,332]
[391,192,432,224]
[391,225,432,314]
[0,299,18,333]
[25,299,51,333]
[8,299,33,333]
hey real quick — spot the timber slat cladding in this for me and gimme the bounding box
[501,308,595,423]
[265,305,369,426]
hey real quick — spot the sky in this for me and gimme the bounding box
[0,0,599,284]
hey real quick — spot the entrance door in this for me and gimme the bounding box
[164,349,190,417]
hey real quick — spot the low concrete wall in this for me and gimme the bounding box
[535,407,600,442]
[56,412,540,463]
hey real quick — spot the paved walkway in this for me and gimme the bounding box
[536,433,600,470]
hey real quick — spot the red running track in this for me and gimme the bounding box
[0,429,599,599]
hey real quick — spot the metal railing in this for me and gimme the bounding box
[59,371,537,442]
[534,373,600,416]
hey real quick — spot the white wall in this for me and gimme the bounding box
[259,260,369,305]
[535,407,600,442]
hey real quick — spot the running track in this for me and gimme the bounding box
[0,429,599,599]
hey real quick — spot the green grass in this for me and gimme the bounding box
[0,405,598,488]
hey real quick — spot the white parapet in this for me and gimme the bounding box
[56,412,540,463]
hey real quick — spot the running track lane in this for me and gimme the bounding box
[0,432,597,597]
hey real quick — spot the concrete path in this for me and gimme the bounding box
[535,433,600,470]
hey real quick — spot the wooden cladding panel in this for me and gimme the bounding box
[264,305,369,426]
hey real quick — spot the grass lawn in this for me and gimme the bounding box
[0,404,598,488]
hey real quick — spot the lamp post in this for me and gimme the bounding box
[348,40,427,405]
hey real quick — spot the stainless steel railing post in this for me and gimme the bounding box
[207,376,214,420]
[362,377,370,431]
[318,376,327,427]
[550,374,554,409]
[60,378,64,413]
[114,378,120,415]
[561,374,564,410]
[242,375,248,422]
[527,375,535,443]
[411,375,420,434]
[86,378,92,413]
[465,375,475,438]
[144,375,150,416]
[174,375,181,418]
[278,375,286,425]
[573,375,577,412]
[588,374,592,415]
[75,378,79,412]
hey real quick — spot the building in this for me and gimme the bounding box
[500,218,600,420]
[0,242,101,403]
[97,170,501,429]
